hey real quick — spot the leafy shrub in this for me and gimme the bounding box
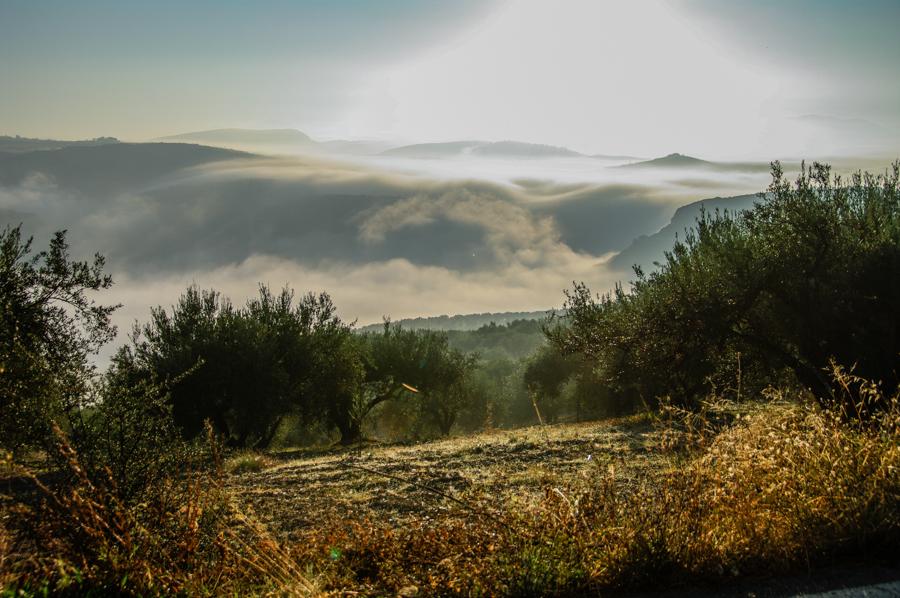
[553,161,900,417]
[123,285,346,448]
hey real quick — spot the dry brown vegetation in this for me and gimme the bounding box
[2,382,899,596]
[0,426,318,597]
[225,386,898,595]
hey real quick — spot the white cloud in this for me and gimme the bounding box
[348,0,828,160]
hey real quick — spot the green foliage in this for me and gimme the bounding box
[331,323,480,442]
[446,319,546,361]
[124,284,345,448]
[417,348,479,436]
[523,345,579,423]
[553,161,900,416]
[0,225,117,453]
[67,365,188,502]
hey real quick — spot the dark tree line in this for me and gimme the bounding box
[115,287,481,446]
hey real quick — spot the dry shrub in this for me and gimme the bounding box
[1,425,317,597]
[227,451,278,475]
[536,386,900,591]
[300,381,899,595]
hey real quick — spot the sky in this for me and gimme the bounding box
[2,1,899,351]
[2,0,899,159]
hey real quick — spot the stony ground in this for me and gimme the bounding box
[228,415,668,540]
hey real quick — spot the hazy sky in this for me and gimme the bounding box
[2,0,898,159]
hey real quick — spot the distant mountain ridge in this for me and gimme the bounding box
[611,193,760,273]
[358,310,555,333]
[158,128,314,147]
[153,129,653,161]
[0,135,119,154]
[0,142,249,195]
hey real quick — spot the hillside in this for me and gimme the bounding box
[227,400,899,596]
[621,152,711,168]
[158,128,314,148]
[0,142,249,196]
[446,319,547,361]
[611,193,759,272]
[0,135,119,153]
[619,152,771,173]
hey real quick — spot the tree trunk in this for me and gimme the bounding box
[337,419,363,446]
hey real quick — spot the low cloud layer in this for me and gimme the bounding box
[0,147,777,360]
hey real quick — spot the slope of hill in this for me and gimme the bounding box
[446,319,547,361]
[620,152,712,168]
[382,140,584,159]
[619,152,770,173]
[157,128,316,154]
[471,140,583,158]
[0,135,119,154]
[0,142,249,196]
[611,193,759,272]
[380,140,483,158]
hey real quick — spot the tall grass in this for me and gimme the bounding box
[1,424,317,597]
[301,379,900,595]
[3,373,898,596]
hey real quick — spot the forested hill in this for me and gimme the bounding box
[446,319,547,361]
[0,135,120,153]
[611,193,759,273]
[358,310,553,333]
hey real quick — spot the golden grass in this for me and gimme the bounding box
[227,451,279,475]
[286,391,899,595]
[3,381,898,596]
[0,426,319,597]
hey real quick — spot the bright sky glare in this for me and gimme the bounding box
[1,0,898,159]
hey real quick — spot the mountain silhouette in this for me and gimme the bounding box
[0,135,119,154]
[619,152,770,173]
[621,153,711,168]
[611,193,760,272]
[158,128,314,150]
[0,142,248,196]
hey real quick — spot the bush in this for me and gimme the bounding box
[226,451,278,475]
[124,285,346,448]
[553,161,900,417]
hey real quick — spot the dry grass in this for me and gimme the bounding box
[229,414,663,538]
[245,390,899,595]
[0,426,319,597]
[3,380,898,596]
[227,451,279,475]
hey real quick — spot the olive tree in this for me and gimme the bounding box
[0,225,117,453]
[553,161,900,419]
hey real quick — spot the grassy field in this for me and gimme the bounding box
[3,397,898,596]
[229,414,667,539]
[221,397,899,595]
